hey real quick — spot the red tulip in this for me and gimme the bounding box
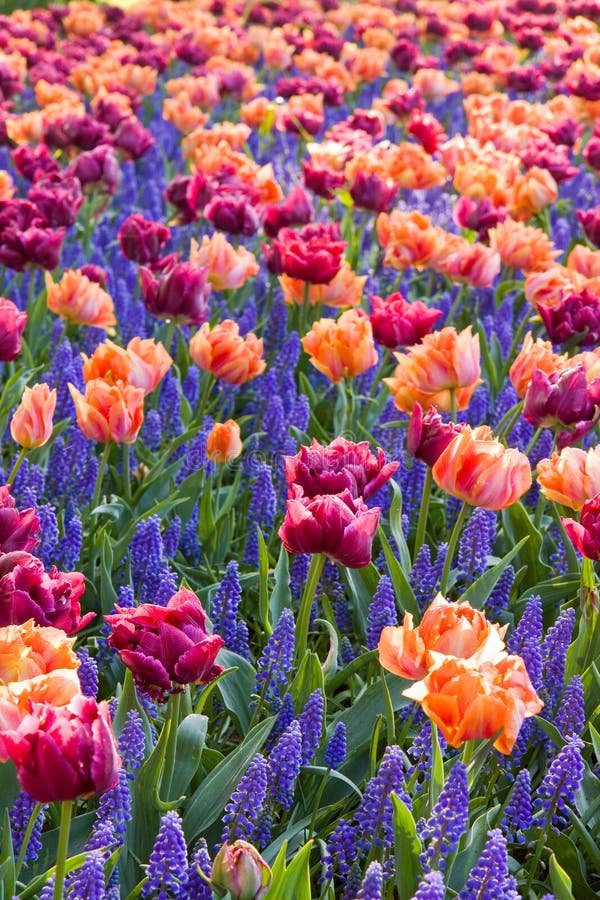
[370,293,442,349]
[562,493,600,560]
[0,298,27,362]
[0,486,39,553]
[265,223,346,284]
[523,365,600,450]
[407,403,465,468]
[278,487,380,568]
[284,437,398,501]
[140,261,211,326]
[105,588,225,698]
[118,214,171,267]
[0,695,120,802]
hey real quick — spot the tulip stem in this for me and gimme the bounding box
[91,442,112,511]
[193,373,215,431]
[449,389,457,424]
[296,553,326,662]
[7,446,27,486]
[53,799,73,900]
[15,802,44,879]
[439,503,470,595]
[413,466,433,557]
[122,444,132,504]
[551,502,580,575]
[162,690,181,802]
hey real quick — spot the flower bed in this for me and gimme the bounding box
[0,0,599,898]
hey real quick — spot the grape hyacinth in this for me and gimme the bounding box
[419,762,469,872]
[457,829,515,900]
[211,560,243,648]
[183,839,212,900]
[267,720,303,809]
[324,722,347,771]
[254,608,295,705]
[65,850,107,899]
[502,768,533,842]
[222,754,269,843]
[355,745,411,857]
[298,689,324,764]
[412,871,446,900]
[366,574,398,650]
[9,792,45,865]
[142,810,189,898]
[540,608,577,716]
[457,507,496,581]
[533,737,585,829]
[76,647,99,698]
[357,861,384,900]
[555,676,585,739]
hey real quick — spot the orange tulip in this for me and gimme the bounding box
[10,383,56,449]
[432,425,532,510]
[509,333,567,398]
[383,326,481,414]
[488,218,560,273]
[301,309,378,383]
[189,320,266,386]
[190,234,259,292]
[68,379,145,444]
[509,167,559,221]
[376,210,448,270]
[0,619,81,721]
[45,270,116,331]
[378,594,507,681]
[126,338,172,395]
[82,340,131,385]
[403,654,543,754]
[279,260,366,308]
[206,420,243,464]
[437,242,501,288]
[537,445,600,510]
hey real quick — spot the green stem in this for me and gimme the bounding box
[193,373,215,430]
[449,388,457,424]
[308,768,330,837]
[15,802,44,879]
[523,427,542,457]
[413,466,433,557]
[7,446,27,486]
[445,285,466,326]
[368,347,391,401]
[494,401,523,440]
[122,443,132,505]
[53,800,73,900]
[381,666,396,744]
[296,553,326,662]
[91,442,112,511]
[551,502,580,575]
[439,503,470,595]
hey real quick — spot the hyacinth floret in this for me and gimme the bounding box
[323,818,361,879]
[355,745,411,855]
[76,647,99,698]
[65,850,107,899]
[366,574,398,650]
[555,675,586,739]
[534,736,585,829]
[507,595,543,689]
[502,768,532,842]
[9,792,45,864]
[457,507,496,580]
[96,768,132,839]
[419,761,469,872]
[356,861,384,900]
[142,810,189,899]
[254,608,295,703]
[118,709,146,775]
[267,720,303,809]
[407,720,447,789]
[183,838,212,900]
[324,721,347,770]
[211,560,243,647]
[412,871,446,900]
[222,753,269,842]
[298,689,324,764]
[457,829,512,900]
[540,608,577,715]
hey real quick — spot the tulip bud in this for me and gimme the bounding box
[211,841,271,900]
[10,383,56,449]
[207,420,243,464]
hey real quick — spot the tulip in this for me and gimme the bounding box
[190,234,259,292]
[45,270,116,331]
[105,588,225,698]
[0,695,120,802]
[278,486,380,569]
[140,261,211,326]
[407,404,465,468]
[384,326,481,414]
[563,494,600,560]
[537,446,600,510]
[523,366,600,451]
[370,293,442,349]
[28,172,83,228]
[126,338,173,395]
[283,436,398,501]
[189,320,265,385]
[301,309,378,383]
[509,333,567,398]
[69,379,145,444]
[205,194,260,237]
[403,654,543,754]
[10,383,56,449]
[378,594,507,681]
[164,173,212,224]
[211,841,271,900]
[0,298,27,362]
[207,420,243,464]
[538,289,600,347]
[453,195,506,241]
[263,186,313,237]
[0,486,39,553]
[578,206,600,248]
[67,145,121,194]
[432,425,532,510]
[113,117,155,160]
[350,171,398,214]
[0,551,92,635]
[265,222,346,285]
[118,213,171,267]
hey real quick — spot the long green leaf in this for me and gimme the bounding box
[393,794,422,900]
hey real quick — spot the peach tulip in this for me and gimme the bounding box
[189,320,266,386]
[301,309,378,383]
[10,383,56,449]
[69,379,144,444]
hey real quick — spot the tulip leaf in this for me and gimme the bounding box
[265,839,314,900]
[392,793,422,900]
[546,830,598,900]
[342,562,382,638]
[328,672,410,760]
[183,716,274,841]
[389,479,412,573]
[429,723,445,811]
[502,501,551,587]
[549,852,575,900]
[99,531,119,614]
[290,651,325,713]
[0,761,19,814]
[257,527,271,634]
[270,545,291,628]
[460,536,529,609]
[378,526,420,618]
[198,482,216,543]
[0,809,15,900]
[169,714,208,799]
[216,649,257,734]
[111,668,155,756]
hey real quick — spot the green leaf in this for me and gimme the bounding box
[460,537,529,609]
[99,532,119,614]
[388,480,412,572]
[429,723,445,811]
[111,668,154,755]
[502,501,551,587]
[265,840,313,900]
[184,717,274,841]
[330,672,410,759]
[170,714,208,799]
[290,652,324,713]
[534,715,566,751]
[0,810,15,900]
[302,766,362,801]
[257,528,271,636]
[270,546,291,627]
[342,562,381,640]
[393,794,423,900]
[378,526,420,618]
[198,481,216,544]
[0,762,19,814]
[549,852,575,900]
[216,648,257,734]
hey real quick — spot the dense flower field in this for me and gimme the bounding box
[0,0,600,897]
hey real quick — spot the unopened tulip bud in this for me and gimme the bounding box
[211,841,271,900]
